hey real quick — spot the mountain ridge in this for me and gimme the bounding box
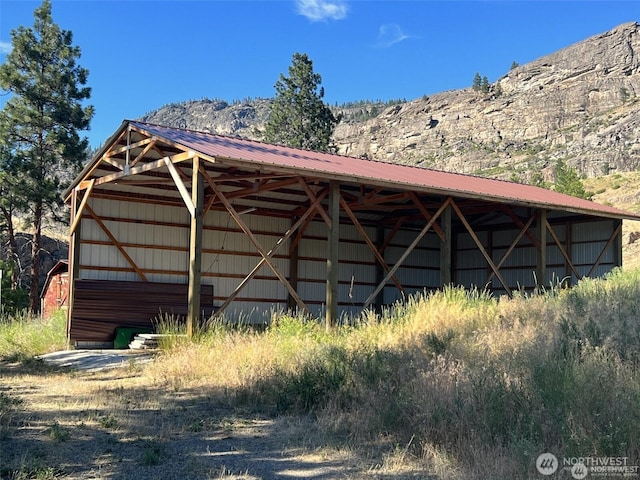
[140,21,640,182]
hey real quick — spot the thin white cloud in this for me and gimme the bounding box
[376,24,409,48]
[295,0,348,21]
[0,41,12,55]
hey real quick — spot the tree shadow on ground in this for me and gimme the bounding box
[0,358,436,480]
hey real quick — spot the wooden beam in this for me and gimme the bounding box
[85,204,148,282]
[440,203,452,286]
[326,181,340,331]
[70,179,95,235]
[362,198,452,311]
[451,199,512,296]
[537,209,547,287]
[289,188,329,252]
[94,151,194,186]
[380,217,406,253]
[164,156,195,217]
[504,208,541,249]
[485,212,536,285]
[409,191,446,241]
[587,222,623,277]
[299,178,332,227]
[214,187,324,316]
[206,180,310,315]
[545,218,582,280]
[108,137,154,157]
[339,194,405,294]
[131,139,157,167]
[187,158,204,337]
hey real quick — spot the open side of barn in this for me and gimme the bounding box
[63,120,640,347]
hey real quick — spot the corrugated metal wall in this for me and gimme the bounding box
[453,217,619,294]
[77,197,621,324]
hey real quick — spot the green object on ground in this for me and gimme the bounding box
[114,327,153,349]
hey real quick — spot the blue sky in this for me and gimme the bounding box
[2,0,640,148]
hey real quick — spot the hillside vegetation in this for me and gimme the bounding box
[1,270,639,478]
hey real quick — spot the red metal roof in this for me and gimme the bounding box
[106,121,640,220]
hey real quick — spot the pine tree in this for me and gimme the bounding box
[481,76,490,93]
[553,159,590,199]
[472,72,482,91]
[0,0,93,311]
[264,53,340,152]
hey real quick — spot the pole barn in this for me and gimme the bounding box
[63,121,640,347]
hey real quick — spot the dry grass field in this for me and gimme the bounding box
[1,171,640,479]
[2,271,640,479]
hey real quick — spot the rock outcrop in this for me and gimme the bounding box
[140,22,640,181]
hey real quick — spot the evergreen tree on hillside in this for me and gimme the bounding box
[264,53,340,152]
[472,72,482,91]
[0,0,93,312]
[553,159,590,199]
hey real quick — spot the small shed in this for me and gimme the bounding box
[62,120,640,347]
[41,260,69,319]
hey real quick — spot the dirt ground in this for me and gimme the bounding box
[0,354,429,480]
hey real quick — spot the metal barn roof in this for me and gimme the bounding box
[70,120,640,221]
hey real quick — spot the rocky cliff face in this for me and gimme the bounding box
[141,22,640,181]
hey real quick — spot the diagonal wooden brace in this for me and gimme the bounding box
[339,194,405,294]
[362,198,452,310]
[206,180,310,315]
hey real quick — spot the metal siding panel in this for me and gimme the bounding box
[572,220,613,242]
[573,241,612,266]
[456,270,487,289]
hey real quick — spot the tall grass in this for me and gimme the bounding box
[2,271,639,478]
[0,309,67,359]
[149,271,640,478]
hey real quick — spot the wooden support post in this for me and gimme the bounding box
[537,209,547,289]
[440,202,452,287]
[326,181,340,332]
[67,188,82,345]
[288,217,299,311]
[565,223,572,284]
[187,158,204,338]
[375,224,385,311]
[615,219,623,268]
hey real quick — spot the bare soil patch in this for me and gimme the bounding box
[0,356,427,479]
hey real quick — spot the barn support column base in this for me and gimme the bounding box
[536,209,547,289]
[187,158,204,338]
[326,181,340,331]
[439,203,452,287]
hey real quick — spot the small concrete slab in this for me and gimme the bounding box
[38,349,154,372]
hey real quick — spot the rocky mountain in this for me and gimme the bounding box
[140,22,640,182]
